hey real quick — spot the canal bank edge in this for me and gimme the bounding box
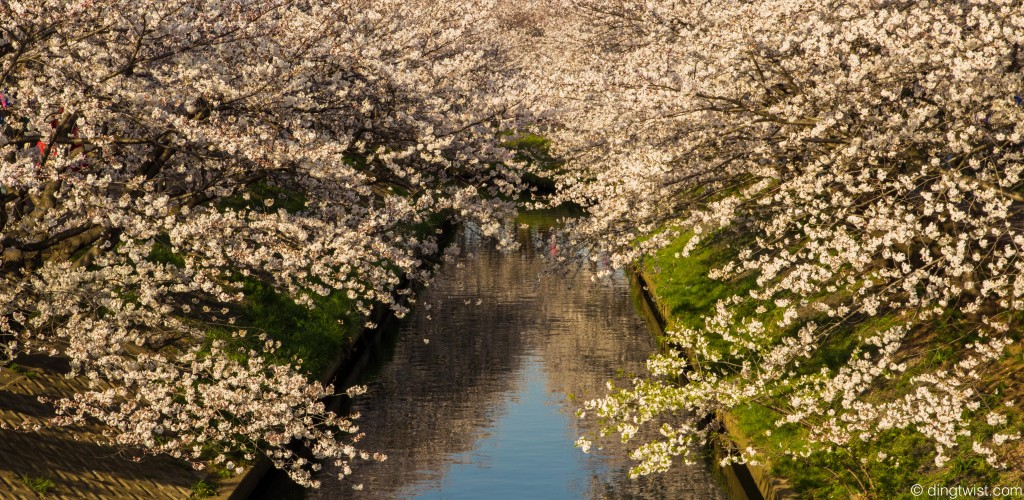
[633,269,795,500]
[217,218,457,499]
[220,215,785,499]
[213,302,393,500]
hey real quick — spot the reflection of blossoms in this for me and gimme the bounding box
[575,436,592,454]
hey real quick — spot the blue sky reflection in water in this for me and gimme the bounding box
[418,357,598,499]
[312,222,725,499]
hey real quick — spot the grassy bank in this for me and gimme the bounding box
[639,230,1024,499]
[142,182,461,498]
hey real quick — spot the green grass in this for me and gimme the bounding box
[217,181,308,214]
[146,230,364,377]
[504,132,563,171]
[727,312,1002,498]
[503,132,565,198]
[641,229,1024,498]
[729,401,942,498]
[201,275,363,378]
[18,475,55,496]
[642,230,756,331]
[6,362,39,379]
[144,178,394,379]
[148,234,185,268]
[188,480,217,499]
[515,206,583,229]
[122,153,459,487]
[640,229,758,366]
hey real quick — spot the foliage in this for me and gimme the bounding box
[550,0,1024,494]
[188,480,217,499]
[18,474,55,496]
[217,275,362,378]
[4,0,1024,494]
[0,0,538,488]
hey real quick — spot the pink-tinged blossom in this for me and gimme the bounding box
[552,0,1024,483]
[1,0,539,487]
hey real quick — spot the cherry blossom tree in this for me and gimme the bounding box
[1,0,535,487]
[8,0,1021,492]
[544,0,1024,488]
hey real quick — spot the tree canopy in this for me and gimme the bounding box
[3,0,1024,492]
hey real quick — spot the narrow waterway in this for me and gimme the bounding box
[309,219,726,499]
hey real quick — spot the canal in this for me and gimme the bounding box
[259,215,726,499]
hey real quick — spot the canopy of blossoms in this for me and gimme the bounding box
[4,0,1024,492]
[0,0,539,487]
[541,0,1024,483]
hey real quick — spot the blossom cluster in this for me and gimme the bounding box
[1,0,538,486]
[549,0,1024,486]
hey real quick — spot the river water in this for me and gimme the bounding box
[303,219,726,499]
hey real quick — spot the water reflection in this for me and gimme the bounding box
[313,223,725,499]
